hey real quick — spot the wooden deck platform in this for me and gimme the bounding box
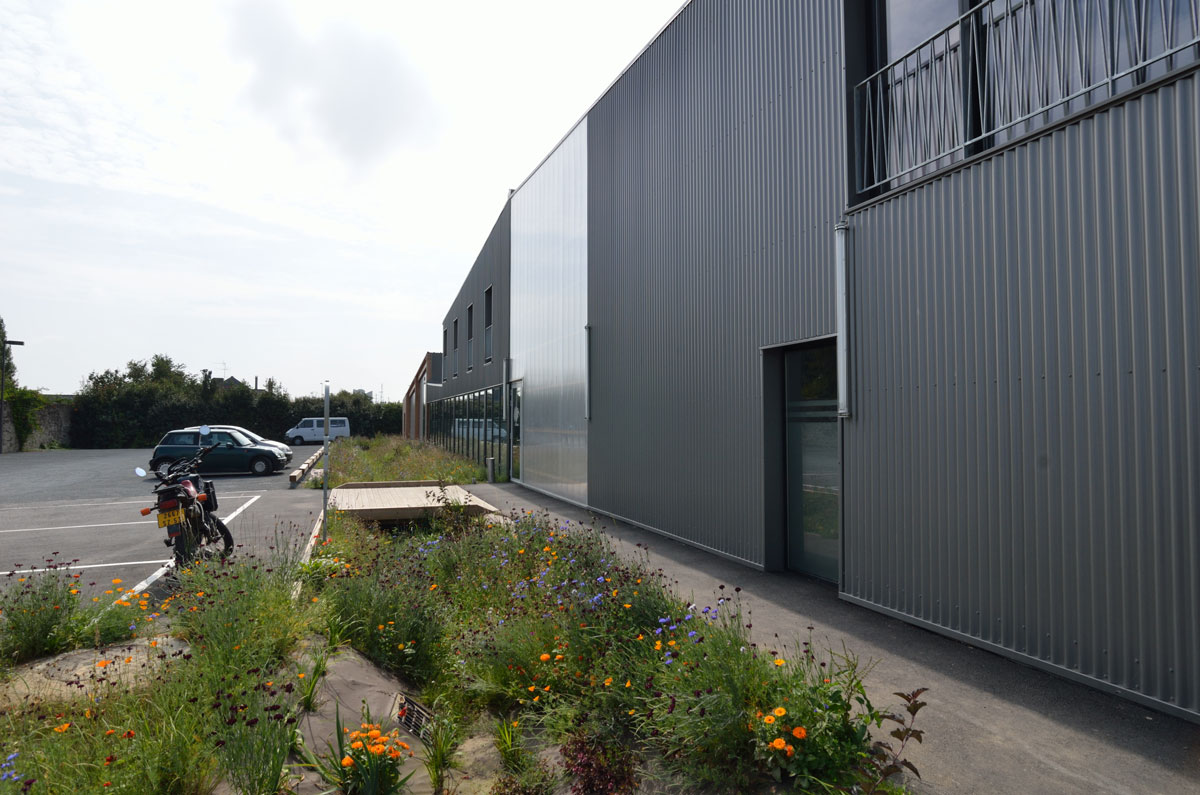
[327,481,496,522]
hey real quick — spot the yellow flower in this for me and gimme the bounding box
[774,658,786,666]
[773,707,786,717]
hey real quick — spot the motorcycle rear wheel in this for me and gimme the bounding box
[207,516,234,556]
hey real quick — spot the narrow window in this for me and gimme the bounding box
[484,287,493,363]
[466,304,474,371]
[453,319,459,378]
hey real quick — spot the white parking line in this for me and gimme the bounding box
[0,491,267,512]
[1,520,153,534]
[0,500,155,511]
[3,559,171,576]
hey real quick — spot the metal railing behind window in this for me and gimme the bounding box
[855,0,1200,193]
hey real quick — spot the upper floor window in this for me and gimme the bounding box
[466,304,474,371]
[484,287,493,363]
[850,0,1200,199]
[453,318,459,378]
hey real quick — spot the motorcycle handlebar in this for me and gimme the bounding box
[155,444,218,482]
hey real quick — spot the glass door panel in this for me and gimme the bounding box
[509,381,522,481]
[784,341,840,581]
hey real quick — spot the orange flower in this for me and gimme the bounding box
[774,658,785,666]
[773,707,786,717]
[97,660,111,668]
[53,722,71,733]
[771,737,786,750]
[528,685,536,691]
[341,755,354,768]
[792,726,807,740]
[763,715,776,725]
[112,579,123,585]
[125,657,132,664]
[429,584,438,590]
[367,729,381,739]
[539,653,551,662]
[786,744,794,757]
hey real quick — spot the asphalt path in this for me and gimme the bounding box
[0,446,327,602]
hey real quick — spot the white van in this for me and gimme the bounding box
[284,417,350,444]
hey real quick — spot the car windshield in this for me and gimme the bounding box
[237,428,264,442]
[228,429,254,446]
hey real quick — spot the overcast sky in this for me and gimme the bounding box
[0,0,683,399]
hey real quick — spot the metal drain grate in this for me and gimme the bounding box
[390,692,433,741]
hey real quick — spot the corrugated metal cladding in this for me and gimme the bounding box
[427,203,511,402]
[587,0,846,565]
[844,72,1200,718]
[510,122,589,505]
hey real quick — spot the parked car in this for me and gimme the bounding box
[284,417,350,445]
[150,428,287,475]
[184,424,292,463]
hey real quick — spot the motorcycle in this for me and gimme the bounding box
[135,426,234,567]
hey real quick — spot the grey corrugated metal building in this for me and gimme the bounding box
[419,0,1200,722]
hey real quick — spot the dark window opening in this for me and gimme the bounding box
[467,304,474,371]
[484,287,493,363]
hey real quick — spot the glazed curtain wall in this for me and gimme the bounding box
[843,71,1200,720]
[509,122,589,505]
[427,386,507,480]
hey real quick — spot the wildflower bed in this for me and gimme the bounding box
[0,551,310,793]
[306,506,923,793]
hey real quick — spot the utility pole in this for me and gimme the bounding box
[0,338,25,455]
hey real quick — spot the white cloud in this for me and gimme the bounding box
[0,0,685,399]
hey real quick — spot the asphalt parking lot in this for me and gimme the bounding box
[0,446,327,600]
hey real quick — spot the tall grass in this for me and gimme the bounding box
[311,436,486,489]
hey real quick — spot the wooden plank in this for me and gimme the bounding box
[327,484,495,521]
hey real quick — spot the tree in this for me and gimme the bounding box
[0,315,16,391]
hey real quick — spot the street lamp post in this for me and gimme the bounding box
[0,339,25,456]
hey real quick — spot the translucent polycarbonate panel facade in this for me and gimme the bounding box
[510,121,589,504]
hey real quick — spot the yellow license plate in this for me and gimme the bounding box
[158,508,184,528]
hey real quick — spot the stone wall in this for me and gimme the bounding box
[0,399,73,452]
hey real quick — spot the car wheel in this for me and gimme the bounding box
[291,436,304,445]
[249,456,272,476]
[150,458,170,476]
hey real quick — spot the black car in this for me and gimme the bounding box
[150,428,287,475]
